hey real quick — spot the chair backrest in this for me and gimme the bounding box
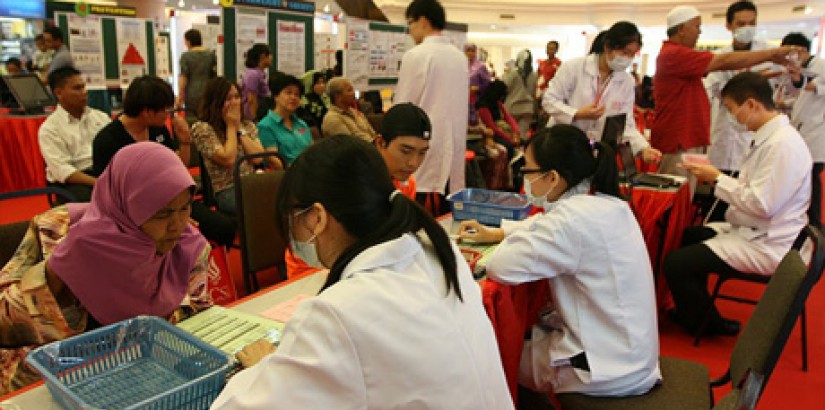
[0,221,29,268]
[196,150,217,208]
[234,152,288,293]
[0,186,78,204]
[729,224,825,395]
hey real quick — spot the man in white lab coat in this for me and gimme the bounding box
[783,32,825,225]
[665,72,811,336]
[705,1,781,177]
[394,0,468,216]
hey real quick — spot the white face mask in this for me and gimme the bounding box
[523,173,553,208]
[289,207,325,268]
[733,26,756,44]
[608,55,632,72]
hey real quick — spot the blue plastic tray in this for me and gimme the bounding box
[26,316,231,410]
[447,188,531,227]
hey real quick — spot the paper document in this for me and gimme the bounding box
[178,306,283,355]
[260,294,313,323]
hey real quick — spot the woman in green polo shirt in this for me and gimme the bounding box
[257,74,313,165]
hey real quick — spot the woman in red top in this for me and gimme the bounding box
[476,80,520,160]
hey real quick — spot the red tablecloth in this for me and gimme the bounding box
[0,115,48,193]
[628,183,694,311]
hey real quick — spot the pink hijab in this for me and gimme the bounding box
[49,142,207,325]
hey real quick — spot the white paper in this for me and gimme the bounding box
[67,15,106,90]
[235,8,268,84]
[154,35,172,80]
[345,19,370,89]
[276,20,306,77]
[116,18,149,89]
[313,33,336,71]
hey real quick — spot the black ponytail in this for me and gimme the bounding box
[526,125,622,199]
[275,136,463,301]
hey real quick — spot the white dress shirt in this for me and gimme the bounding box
[394,35,469,195]
[211,233,513,410]
[704,41,779,171]
[542,54,650,156]
[486,183,661,396]
[708,114,812,274]
[789,58,825,163]
[38,105,110,183]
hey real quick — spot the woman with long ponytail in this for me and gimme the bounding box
[459,124,661,397]
[213,135,513,409]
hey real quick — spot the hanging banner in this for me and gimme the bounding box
[116,18,149,89]
[276,20,306,76]
[67,14,106,90]
[235,8,268,84]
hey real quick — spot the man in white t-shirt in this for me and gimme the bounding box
[39,67,110,202]
[393,0,468,216]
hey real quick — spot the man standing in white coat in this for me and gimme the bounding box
[784,32,825,225]
[665,72,811,336]
[705,1,780,178]
[394,0,468,216]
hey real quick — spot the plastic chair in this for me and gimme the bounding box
[233,152,288,294]
[694,224,825,373]
[0,186,78,204]
[557,225,824,409]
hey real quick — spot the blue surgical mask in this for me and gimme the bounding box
[523,173,553,208]
[289,206,325,268]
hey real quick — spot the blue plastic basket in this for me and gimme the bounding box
[25,316,231,410]
[447,188,531,226]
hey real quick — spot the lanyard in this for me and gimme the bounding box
[594,73,613,106]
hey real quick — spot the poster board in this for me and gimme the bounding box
[155,32,173,81]
[221,7,313,85]
[234,7,268,84]
[314,33,336,71]
[344,18,408,90]
[66,14,106,90]
[275,20,306,76]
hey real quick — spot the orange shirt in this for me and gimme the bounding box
[394,175,417,199]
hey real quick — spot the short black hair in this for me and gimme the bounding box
[781,32,811,52]
[48,66,81,90]
[405,0,446,31]
[35,34,44,41]
[5,57,21,68]
[184,29,202,46]
[547,40,559,48]
[122,75,175,117]
[599,21,642,54]
[269,73,303,97]
[726,1,757,24]
[43,26,64,43]
[244,43,270,69]
[721,71,775,110]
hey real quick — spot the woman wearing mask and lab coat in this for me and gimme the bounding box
[458,125,661,397]
[543,21,661,163]
[211,136,513,410]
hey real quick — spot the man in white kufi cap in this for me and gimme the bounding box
[651,4,796,194]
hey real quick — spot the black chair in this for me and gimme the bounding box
[0,186,78,205]
[234,152,288,294]
[693,224,825,373]
[557,225,824,409]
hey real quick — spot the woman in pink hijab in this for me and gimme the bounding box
[0,142,212,394]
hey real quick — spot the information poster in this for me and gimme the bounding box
[235,8,268,84]
[192,23,222,52]
[276,20,306,76]
[314,33,336,71]
[345,19,369,89]
[67,14,106,89]
[155,35,172,79]
[116,18,148,88]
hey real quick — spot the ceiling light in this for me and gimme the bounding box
[213,0,219,5]
[490,24,497,29]
[323,3,331,13]
[804,6,813,15]
[178,0,185,7]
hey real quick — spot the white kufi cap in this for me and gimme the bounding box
[667,5,701,29]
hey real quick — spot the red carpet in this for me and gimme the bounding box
[2,194,824,409]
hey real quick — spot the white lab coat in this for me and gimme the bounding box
[707,115,812,274]
[211,233,513,410]
[485,182,661,396]
[704,41,779,171]
[789,58,825,162]
[394,35,469,195]
[542,54,649,156]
